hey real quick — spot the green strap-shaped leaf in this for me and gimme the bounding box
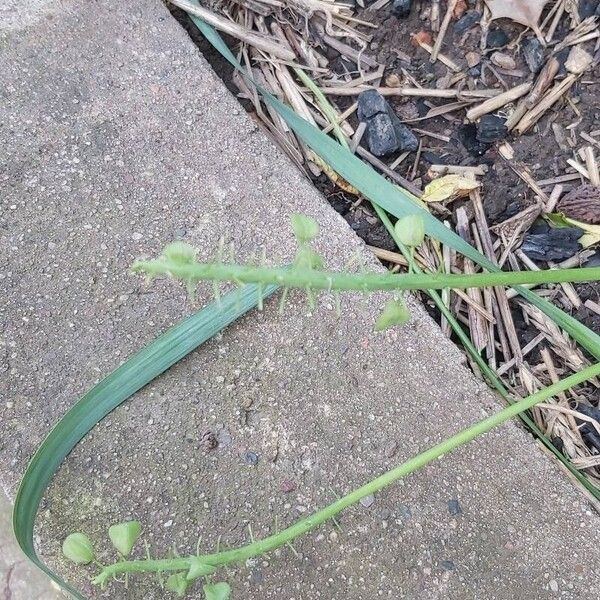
[13,283,277,598]
[188,10,600,360]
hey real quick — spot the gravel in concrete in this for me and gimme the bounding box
[1,0,600,599]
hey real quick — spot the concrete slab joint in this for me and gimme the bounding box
[1,0,599,598]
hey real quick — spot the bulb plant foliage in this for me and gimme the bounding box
[59,215,600,597]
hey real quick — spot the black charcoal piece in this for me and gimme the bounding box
[487,28,509,49]
[521,227,582,261]
[555,47,571,76]
[453,10,481,35]
[580,0,600,19]
[392,119,419,152]
[457,123,491,156]
[364,113,399,157]
[391,0,411,18]
[357,88,388,120]
[358,89,418,156]
[574,403,600,453]
[476,114,508,143]
[522,37,545,73]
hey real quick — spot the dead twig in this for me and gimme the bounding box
[169,0,296,61]
[430,0,459,64]
[466,82,532,122]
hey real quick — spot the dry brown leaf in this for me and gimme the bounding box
[453,0,468,19]
[558,184,600,224]
[483,0,550,29]
[410,30,433,47]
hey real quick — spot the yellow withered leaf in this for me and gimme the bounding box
[422,174,480,204]
[563,216,600,249]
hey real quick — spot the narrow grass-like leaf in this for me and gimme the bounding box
[13,283,277,598]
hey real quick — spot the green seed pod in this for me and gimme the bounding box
[62,532,95,565]
[166,572,190,597]
[203,581,232,600]
[394,214,425,248]
[375,298,411,331]
[163,241,197,265]
[108,520,142,557]
[290,213,319,243]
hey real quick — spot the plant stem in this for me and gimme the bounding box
[94,362,600,581]
[294,68,348,149]
[133,259,600,292]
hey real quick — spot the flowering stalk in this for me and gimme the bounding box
[132,256,600,292]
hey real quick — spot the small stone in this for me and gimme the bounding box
[280,479,297,493]
[131,232,143,241]
[465,51,481,68]
[476,114,508,143]
[565,46,593,75]
[491,51,516,70]
[391,0,411,18]
[453,10,481,35]
[447,499,463,515]
[244,451,259,466]
[385,73,402,87]
[487,28,509,49]
[360,494,375,508]
[441,560,455,571]
[217,427,232,447]
[468,65,481,77]
[522,37,545,73]
[357,89,388,120]
[384,440,398,458]
[549,579,559,593]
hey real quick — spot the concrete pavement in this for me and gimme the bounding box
[1,0,599,598]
